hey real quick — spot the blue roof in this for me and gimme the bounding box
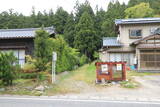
[0,26,55,39]
[103,37,122,47]
[115,18,160,25]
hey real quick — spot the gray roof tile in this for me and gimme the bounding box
[103,37,122,47]
[0,27,55,39]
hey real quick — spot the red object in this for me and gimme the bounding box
[126,66,131,71]
[95,62,126,82]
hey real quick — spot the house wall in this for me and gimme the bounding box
[119,23,160,45]
[99,51,109,62]
[99,47,135,66]
[0,38,34,56]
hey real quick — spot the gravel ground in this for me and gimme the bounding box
[1,75,160,101]
[62,75,160,101]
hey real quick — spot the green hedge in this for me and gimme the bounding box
[20,72,38,79]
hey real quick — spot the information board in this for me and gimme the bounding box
[101,64,108,73]
[116,64,122,70]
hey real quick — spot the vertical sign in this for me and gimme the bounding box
[52,52,57,83]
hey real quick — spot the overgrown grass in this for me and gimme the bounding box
[0,62,96,96]
[120,78,140,89]
[0,79,39,95]
[45,62,96,95]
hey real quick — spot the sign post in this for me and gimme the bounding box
[52,52,57,83]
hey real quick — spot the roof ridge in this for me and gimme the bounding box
[115,17,160,25]
[0,26,54,32]
[103,37,117,39]
[116,17,160,21]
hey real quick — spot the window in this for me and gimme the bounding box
[150,28,157,35]
[140,50,160,70]
[150,27,160,35]
[129,29,142,38]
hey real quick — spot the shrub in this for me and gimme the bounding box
[22,55,37,73]
[49,36,80,73]
[20,72,38,79]
[37,72,47,81]
[25,55,36,64]
[93,51,99,60]
[23,63,36,73]
[0,52,20,86]
[120,80,139,88]
[79,55,88,66]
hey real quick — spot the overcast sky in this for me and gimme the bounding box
[0,0,129,15]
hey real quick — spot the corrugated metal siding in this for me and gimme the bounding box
[103,37,122,47]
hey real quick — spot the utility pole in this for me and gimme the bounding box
[52,52,57,83]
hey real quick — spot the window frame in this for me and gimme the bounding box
[129,29,142,39]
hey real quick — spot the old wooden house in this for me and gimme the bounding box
[0,27,55,66]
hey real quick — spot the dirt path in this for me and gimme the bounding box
[63,75,160,100]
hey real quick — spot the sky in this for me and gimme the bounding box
[0,0,129,16]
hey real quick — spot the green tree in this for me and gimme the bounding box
[128,0,160,16]
[125,3,154,18]
[64,13,75,47]
[102,0,126,37]
[0,52,19,86]
[48,9,55,26]
[74,0,95,23]
[95,8,106,48]
[0,9,26,29]
[34,28,51,71]
[74,12,97,60]
[53,7,68,34]
[101,19,115,37]
[49,36,80,73]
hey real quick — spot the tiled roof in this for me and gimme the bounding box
[137,44,160,49]
[0,26,55,39]
[115,18,160,25]
[103,37,122,47]
[131,34,160,45]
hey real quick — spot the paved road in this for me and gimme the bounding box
[0,97,160,107]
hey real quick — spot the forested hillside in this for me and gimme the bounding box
[0,0,159,60]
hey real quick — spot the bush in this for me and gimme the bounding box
[0,52,20,86]
[22,55,37,73]
[20,72,38,79]
[120,80,139,88]
[37,72,47,81]
[49,36,80,73]
[93,51,99,60]
[25,55,36,64]
[23,63,36,73]
[79,55,88,66]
